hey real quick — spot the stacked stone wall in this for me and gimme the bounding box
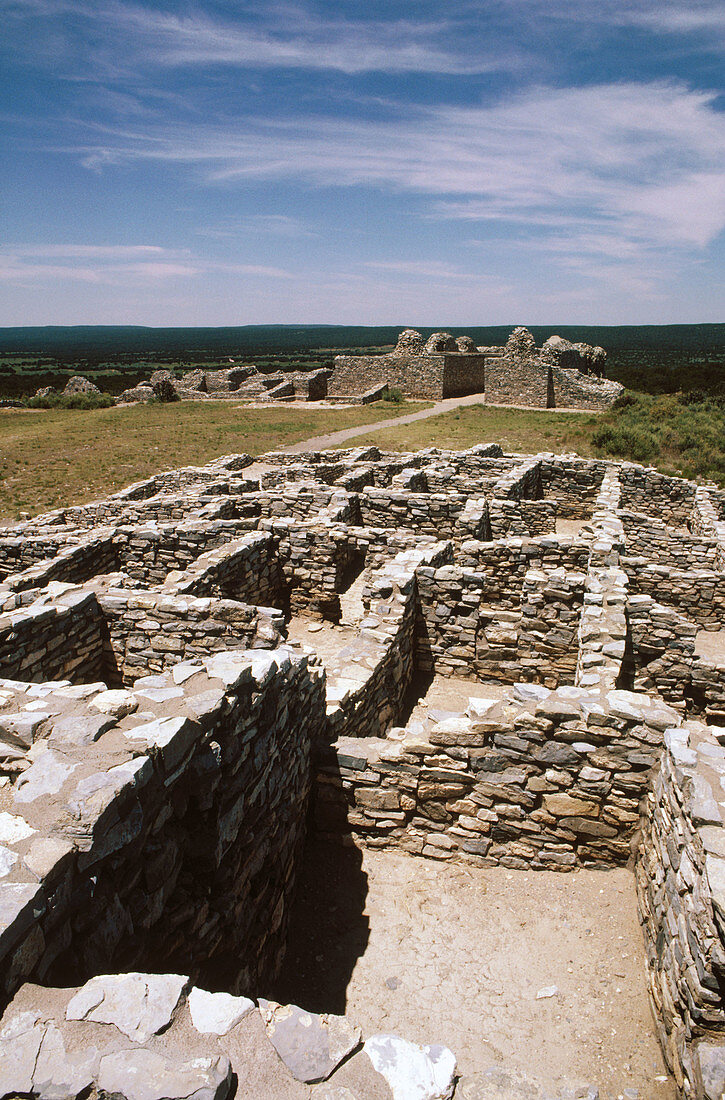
[316,687,676,871]
[171,534,286,611]
[483,355,550,407]
[329,352,446,399]
[0,649,325,1005]
[0,536,74,580]
[439,353,487,397]
[637,722,725,1097]
[0,592,108,684]
[550,364,623,411]
[620,467,696,527]
[623,559,725,629]
[540,458,607,518]
[99,590,284,682]
[359,488,470,536]
[415,547,587,684]
[622,511,720,569]
[6,533,119,593]
[691,487,725,570]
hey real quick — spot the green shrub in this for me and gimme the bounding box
[26,392,116,410]
[591,425,660,462]
[382,386,405,404]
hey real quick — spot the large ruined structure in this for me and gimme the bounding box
[330,327,623,409]
[0,446,723,1097]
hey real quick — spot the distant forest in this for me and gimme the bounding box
[0,322,723,399]
[1,322,723,357]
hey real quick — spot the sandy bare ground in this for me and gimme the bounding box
[695,628,725,665]
[272,843,675,1100]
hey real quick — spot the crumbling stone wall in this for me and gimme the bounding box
[623,559,725,629]
[2,444,725,1098]
[171,533,287,611]
[620,466,697,527]
[98,590,284,682]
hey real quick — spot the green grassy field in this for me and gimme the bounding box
[335,393,725,485]
[1,390,723,523]
[0,399,422,521]
[336,404,600,457]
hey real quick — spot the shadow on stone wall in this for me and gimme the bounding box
[263,832,370,1016]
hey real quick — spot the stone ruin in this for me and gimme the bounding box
[329,327,623,409]
[40,328,621,412]
[118,364,330,405]
[0,444,723,1097]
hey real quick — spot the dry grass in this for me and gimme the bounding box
[0,400,423,521]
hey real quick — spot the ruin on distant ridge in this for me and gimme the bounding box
[329,326,623,409]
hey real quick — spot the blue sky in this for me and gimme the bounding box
[1,0,724,325]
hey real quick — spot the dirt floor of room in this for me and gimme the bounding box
[271,841,675,1100]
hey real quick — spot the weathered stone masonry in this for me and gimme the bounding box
[0,446,724,1098]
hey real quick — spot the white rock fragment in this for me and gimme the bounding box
[363,1035,456,1100]
[90,690,138,718]
[188,986,254,1036]
[0,812,35,844]
[66,972,188,1043]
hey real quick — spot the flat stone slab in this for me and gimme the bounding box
[66,972,188,1043]
[188,986,255,1036]
[97,1047,232,1100]
[258,998,362,1083]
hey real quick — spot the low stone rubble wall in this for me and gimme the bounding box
[415,558,586,685]
[550,363,623,410]
[98,589,284,682]
[6,531,118,593]
[691,487,725,570]
[359,487,472,536]
[540,457,607,518]
[257,483,346,520]
[170,532,286,610]
[0,591,109,684]
[0,536,76,580]
[622,510,720,570]
[488,498,557,537]
[116,518,255,587]
[325,542,452,743]
[492,457,543,500]
[624,559,725,629]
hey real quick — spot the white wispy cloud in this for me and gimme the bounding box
[63,82,725,259]
[364,261,478,280]
[0,0,522,76]
[197,215,317,240]
[0,244,293,284]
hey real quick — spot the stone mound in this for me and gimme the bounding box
[505,327,537,361]
[423,332,458,354]
[63,375,101,396]
[394,329,425,355]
